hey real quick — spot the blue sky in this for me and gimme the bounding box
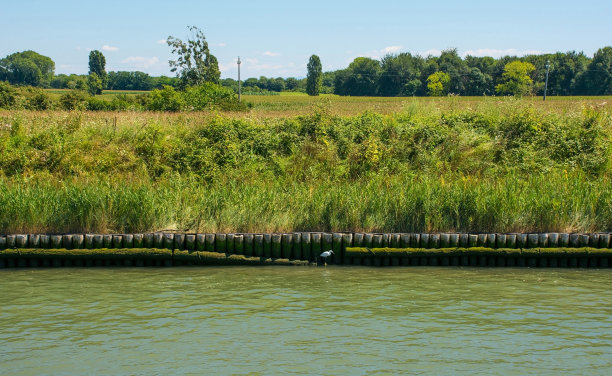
[2,0,611,79]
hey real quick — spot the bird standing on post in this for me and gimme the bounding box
[320,250,334,266]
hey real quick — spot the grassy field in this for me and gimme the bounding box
[1,95,611,234]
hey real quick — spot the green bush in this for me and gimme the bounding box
[147,85,184,111]
[59,90,89,110]
[0,81,17,108]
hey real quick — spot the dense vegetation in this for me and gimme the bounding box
[2,46,611,96]
[0,97,610,234]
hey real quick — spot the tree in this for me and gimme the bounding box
[306,55,322,96]
[87,72,104,95]
[167,26,220,88]
[334,57,380,96]
[0,50,55,86]
[427,71,450,96]
[495,61,535,96]
[88,50,107,88]
[575,46,612,95]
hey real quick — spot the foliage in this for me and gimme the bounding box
[59,90,89,110]
[427,72,450,96]
[87,72,104,95]
[576,47,612,95]
[495,61,536,96]
[167,26,220,88]
[334,57,380,96]
[306,55,322,96]
[0,50,55,87]
[147,85,184,111]
[88,50,107,88]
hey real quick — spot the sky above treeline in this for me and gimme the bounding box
[2,0,611,79]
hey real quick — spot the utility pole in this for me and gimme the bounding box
[543,60,550,101]
[237,56,241,102]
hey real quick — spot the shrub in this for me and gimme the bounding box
[0,81,17,108]
[59,90,89,110]
[147,85,184,112]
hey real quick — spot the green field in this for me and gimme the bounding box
[1,95,611,234]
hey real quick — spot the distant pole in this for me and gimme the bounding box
[543,60,550,101]
[237,56,242,102]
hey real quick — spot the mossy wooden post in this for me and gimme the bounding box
[420,233,430,248]
[272,234,282,258]
[281,233,293,259]
[372,234,383,248]
[342,233,353,264]
[332,233,343,264]
[244,234,254,257]
[449,234,459,247]
[506,234,516,248]
[569,234,579,247]
[72,234,84,249]
[578,235,589,247]
[40,235,49,249]
[390,234,401,248]
[234,234,244,255]
[559,233,570,247]
[6,235,16,248]
[429,234,440,248]
[400,233,410,247]
[28,234,40,248]
[599,234,611,248]
[516,234,527,248]
[382,233,391,247]
[0,235,6,250]
[477,234,487,247]
[92,235,103,248]
[409,233,420,247]
[487,234,496,248]
[459,234,469,247]
[440,234,450,248]
[321,233,333,257]
[195,234,206,251]
[496,234,506,248]
[61,235,72,249]
[468,235,478,248]
[354,233,365,247]
[588,234,600,248]
[82,234,93,249]
[548,233,559,247]
[311,233,322,261]
[174,234,185,250]
[153,233,163,248]
[50,235,62,249]
[301,233,311,261]
[215,234,227,253]
[254,234,264,257]
[263,234,273,258]
[538,233,548,247]
[133,234,144,248]
[291,233,302,260]
[15,235,28,248]
[364,233,374,248]
[226,234,235,254]
[185,235,196,251]
[123,234,134,248]
[205,234,216,252]
[112,235,123,248]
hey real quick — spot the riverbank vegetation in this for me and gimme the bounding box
[0,96,610,234]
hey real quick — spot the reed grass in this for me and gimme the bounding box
[0,97,610,234]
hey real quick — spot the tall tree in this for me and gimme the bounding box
[88,50,107,90]
[0,50,55,86]
[427,72,450,96]
[495,61,535,96]
[575,46,612,95]
[167,26,220,88]
[306,55,322,96]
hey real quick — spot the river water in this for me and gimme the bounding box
[1,267,611,375]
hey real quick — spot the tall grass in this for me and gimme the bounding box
[0,97,610,234]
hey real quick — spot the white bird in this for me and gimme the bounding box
[320,250,334,265]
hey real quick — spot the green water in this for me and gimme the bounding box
[1,267,612,375]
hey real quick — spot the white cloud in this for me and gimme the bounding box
[263,51,281,57]
[420,49,442,57]
[157,39,166,44]
[121,56,160,69]
[462,48,546,58]
[215,42,226,47]
[102,45,118,52]
[381,45,402,54]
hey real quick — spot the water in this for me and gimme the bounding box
[1,267,612,375]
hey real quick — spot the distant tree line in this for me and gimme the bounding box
[1,46,611,96]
